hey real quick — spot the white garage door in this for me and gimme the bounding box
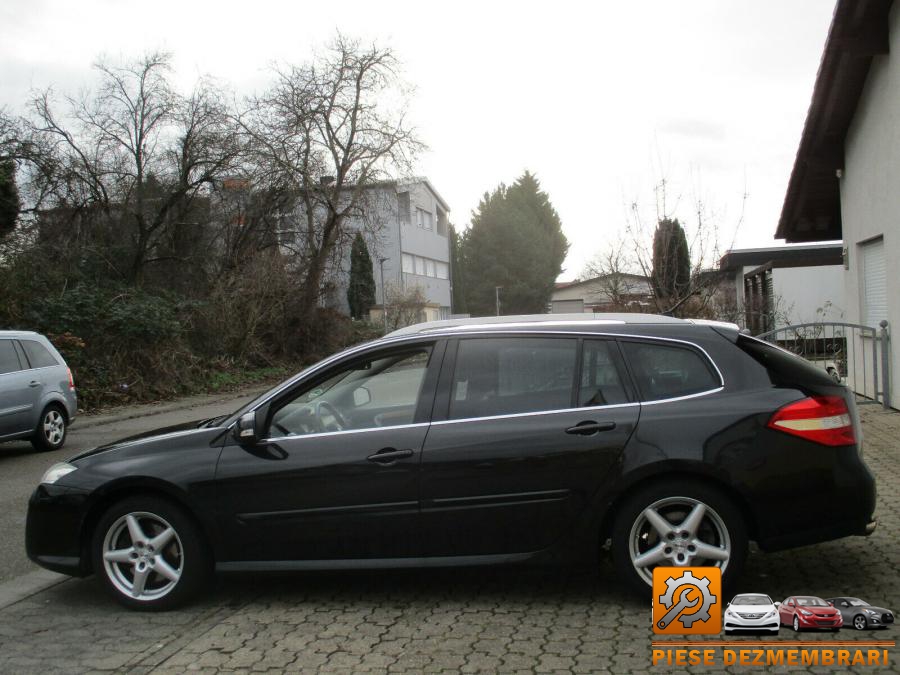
[860,238,887,327]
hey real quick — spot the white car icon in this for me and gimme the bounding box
[724,594,781,634]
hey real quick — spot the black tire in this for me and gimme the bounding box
[853,614,868,631]
[793,615,801,632]
[610,479,748,596]
[91,495,211,610]
[30,404,67,452]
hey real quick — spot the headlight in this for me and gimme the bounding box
[800,610,813,617]
[865,609,879,615]
[765,610,777,619]
[41,462,77,485]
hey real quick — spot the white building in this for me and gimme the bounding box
[717,245,845,334]
[289,178,452,323]
[551,274,653,314]
[776,0,896,406]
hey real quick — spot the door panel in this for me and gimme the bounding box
[0,340,38,437]
[215,341,443,563]
[418,336,639,557]
[216,425,427,561]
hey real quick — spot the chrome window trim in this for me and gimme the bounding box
[231,328,725,425]
[431,402,640,427]
[263,422,430,443]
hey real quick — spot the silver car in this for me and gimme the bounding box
[0,331,77,451]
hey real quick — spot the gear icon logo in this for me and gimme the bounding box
[652,567,722,634]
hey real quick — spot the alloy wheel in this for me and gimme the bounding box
[43,409,65,447]
[102,511,183,601]
[627,496,731,586]
[854,615,867,630]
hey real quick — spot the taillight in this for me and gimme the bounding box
[767,396,855,446]
[67,367,75,390]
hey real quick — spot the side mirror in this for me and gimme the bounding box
[774,602,781,608]
[234,411,261,445]
[827,601,834,607]
[353,386,371,407]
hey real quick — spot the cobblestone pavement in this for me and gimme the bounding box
[0,407,897,674]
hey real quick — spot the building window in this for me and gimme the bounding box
[416,208,433,230]
[860,237,886,327]
[401,253,414,274]
[426,259,436,277]
[414,256,426,276]
[436,207,448,236]
[398,192,410,224]
[435,261,449,279]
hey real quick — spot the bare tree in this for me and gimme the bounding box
[18,53,240,283]
[238,35,424,323]
[619,173,747,318]
[580,239,647,310]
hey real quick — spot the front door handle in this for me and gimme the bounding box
[565,421,616,436]
[367,448,415,464]
[28,381,41,388]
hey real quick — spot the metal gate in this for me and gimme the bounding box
[757,321,891,410]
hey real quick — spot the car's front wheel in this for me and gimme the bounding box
[31,405,67,452]
[92,496,210,610]
[853,614,868,631]
[611,480,747,595]
[793,616,801,632]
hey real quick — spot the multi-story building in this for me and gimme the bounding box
[313,178,453,323]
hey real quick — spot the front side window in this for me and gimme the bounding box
[449,338,577,420]
[269,349,430,437]
[621,340,719,401]
[20,340,59,369]
[0,340,21,375]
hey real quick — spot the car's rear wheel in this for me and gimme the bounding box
[853,614,867,630]
[611,480,747,595]
[92,496,210,610]
[30,405,67,452]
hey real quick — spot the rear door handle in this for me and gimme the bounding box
[28,381,41,388]
[565,421,616,436]
[367,448,415,464]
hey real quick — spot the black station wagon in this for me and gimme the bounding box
[26,314,877,609]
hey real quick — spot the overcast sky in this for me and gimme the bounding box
[0,0,836,279]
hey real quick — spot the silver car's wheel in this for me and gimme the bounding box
[31,406,67,451]
[853,614,867,630]
[102,511,184,602]
[93,496,210,610]
[611,481,747,594]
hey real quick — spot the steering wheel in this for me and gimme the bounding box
[314,400,349,432]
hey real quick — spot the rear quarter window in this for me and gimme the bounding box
[621,340,721,401]
[736,334,836,387]
[20,339,60,369]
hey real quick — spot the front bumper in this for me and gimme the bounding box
[25,484,92,577]
[724,612,780,632]
[796,614,843,630]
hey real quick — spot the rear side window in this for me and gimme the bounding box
[621,340,720,401]
[736,334,836,387]
[579,340,629,406]
[450,338,577,419]
[20,340,59,369]
[0,340,22,374]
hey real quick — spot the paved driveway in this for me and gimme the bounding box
[0,407,897,673]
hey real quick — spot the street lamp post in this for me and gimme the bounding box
[379,257,390,331]
[495,286,502,316]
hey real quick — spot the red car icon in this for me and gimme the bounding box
[778,596,843,632]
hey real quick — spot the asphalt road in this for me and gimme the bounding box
[0,388,267,584]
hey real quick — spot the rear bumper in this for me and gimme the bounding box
[750,443,877,552]
[25,484,91,577]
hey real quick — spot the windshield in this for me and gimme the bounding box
[732,595,772,606]
[847,599,869,607]
[796,597,829,607]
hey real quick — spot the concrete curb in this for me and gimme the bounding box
[0,569,69,610]
[73,385,272,431]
